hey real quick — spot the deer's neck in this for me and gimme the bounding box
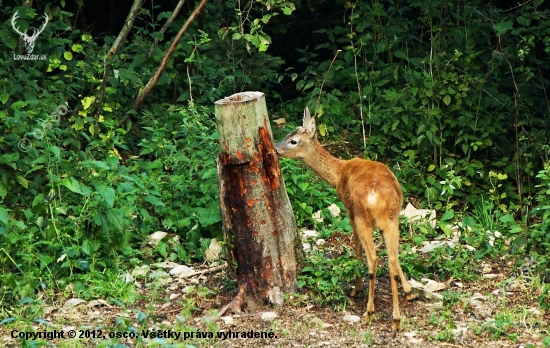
[301,141,345,188]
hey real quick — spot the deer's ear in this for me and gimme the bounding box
[303,107,316,137]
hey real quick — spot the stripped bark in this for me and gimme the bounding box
[214,92,303,313]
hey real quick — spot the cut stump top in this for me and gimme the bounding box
[214,92,264,106]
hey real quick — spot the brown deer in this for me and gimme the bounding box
[274,107,413,333]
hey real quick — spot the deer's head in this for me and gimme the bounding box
[274,107,318,159]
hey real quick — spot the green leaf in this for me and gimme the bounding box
[517,16,529,26]
[499,214,515,223]
[443,94,451,106]
[0,207,8,225]
[194,201,221,227]
[61,177,84,195]
[106,209,124,231]
[81,160,110,170]
[49,146,61,161]
[493,21,513,35]
[16,176,28,189]
[427,164,436,172]
[64,51,73,61]
[201,168,217,180]
[71,44,83,52]
[394,50,407,59]
[0,93,8,104]
[0,182,7,200]
[81,96,95,110]
[144,195,164,206]
[97,186,116,208]
[232,32,241,40]
[10,101,28,110]
[283,7,292,15]
[440,210,455,221]
[82,240,92,255]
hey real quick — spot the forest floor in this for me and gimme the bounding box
[1,255,548,348]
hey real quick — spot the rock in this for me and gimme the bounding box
[302,230,319,238]
[400,203,437,227]
[302,242,311,250]
[63,298,86,310]
[420,278,446,292]
[170,265,194,277]
[120,272,133,283]
[152,261,180,269]
[328,203,341,217]
[220,316,234,325]
[343,314,361,323]
[87,299,109,308]
[315,239,326,246]
[131,265,150,278]
[261,312,278,320]
[205,238,223,262]
[312,210,323,222]
[146,231,168,246]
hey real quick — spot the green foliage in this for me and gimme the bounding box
[297,249,362,309]
[285,0,550,218]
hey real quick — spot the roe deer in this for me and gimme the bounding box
[274,107,413,333]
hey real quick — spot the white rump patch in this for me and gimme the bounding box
[366,191,378,206]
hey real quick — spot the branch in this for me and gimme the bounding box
[148,0,187,57]
[94,0,145,132]
[132,0,209,111]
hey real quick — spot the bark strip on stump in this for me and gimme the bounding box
[215,91,303,306]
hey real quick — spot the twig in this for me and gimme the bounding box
[132,0,209,111]
[95,0,145,133]
[179,262,227,278]
[148,0,187,57]
[314,50,341,115]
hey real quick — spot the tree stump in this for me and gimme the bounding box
[214,91,303,307]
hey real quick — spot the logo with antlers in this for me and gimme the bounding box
[11,11,49,54]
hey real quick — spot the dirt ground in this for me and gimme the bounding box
[2,262,548,348]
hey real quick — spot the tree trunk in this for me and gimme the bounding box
[214,91,303,306]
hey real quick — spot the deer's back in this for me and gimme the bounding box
[336,158,403,221]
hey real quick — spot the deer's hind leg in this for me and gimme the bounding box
[350,226,364,297]
[352,213,377,318]
[378,218,410,333]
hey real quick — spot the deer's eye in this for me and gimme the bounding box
[290,140,298,145]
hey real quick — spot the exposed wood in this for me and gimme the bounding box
[214,92,303,310]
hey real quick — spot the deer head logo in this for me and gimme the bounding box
[11,11,49,54]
